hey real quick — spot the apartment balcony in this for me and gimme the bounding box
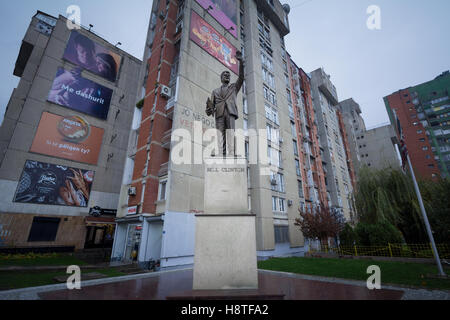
[315,69,338,105]
[158,162,169,177]
[255,0,290,37]
[161,129,172,150]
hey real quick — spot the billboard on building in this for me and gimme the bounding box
[30,112,104,165]
[14,160,95,208]
[48,67,113,120]
[195,0,237,38]
[190,11,239,74]
[63,30,122,82]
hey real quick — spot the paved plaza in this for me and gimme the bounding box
[1,269,449,300]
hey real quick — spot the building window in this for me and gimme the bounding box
[291,121,296,137]
[286,89,292,104]
[295,159,301,176]
[278,198,286,213]
[272,196,277,211]
[265,104,279,125]
[274,225,289,244]
[298,180,304,198]
[245,141,249,159]
[158,179,167,201]
[271,172,285,192]
[28,217,61,242]
[293,141,299,156]
[266,123,279,142]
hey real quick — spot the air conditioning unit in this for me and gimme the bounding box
[128,187,137,196]
[161,85,172,99]
[271,179,278,186]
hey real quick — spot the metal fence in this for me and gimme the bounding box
[309,243,450,259]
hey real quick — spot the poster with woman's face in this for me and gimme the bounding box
[14,160,95,207]
[47,67,113,120]
[195,0,237,38]
[63,31,122,82]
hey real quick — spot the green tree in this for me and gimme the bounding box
[354,166,449,243]
[339,223,357,246]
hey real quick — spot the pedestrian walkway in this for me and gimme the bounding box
[1,268,448,300]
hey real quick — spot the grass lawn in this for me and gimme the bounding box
[0,268,126,291]
[258,257,450,291]
[0,254,87,267]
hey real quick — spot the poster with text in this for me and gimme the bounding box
[30,112,104,165]
[48,67,113,120]
[14,160,95,207]
[190,11,238,74]
[195,0,237,38]
[63,30,122,82]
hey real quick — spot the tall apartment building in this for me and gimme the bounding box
[0,12,141,250]
[357,124,401,170]
[286,59,327,209]
[310,68,356,221]
[111,0,333,268]
[384,71,450,180]
[337,98,365,175]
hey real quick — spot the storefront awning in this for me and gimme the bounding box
[85,216,116,227]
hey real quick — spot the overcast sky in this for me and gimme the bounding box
[0,0,449,128]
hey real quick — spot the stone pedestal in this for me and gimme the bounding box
[193,157,258,290]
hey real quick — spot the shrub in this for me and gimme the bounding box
[355,221,404,246]
[339,223,357,246]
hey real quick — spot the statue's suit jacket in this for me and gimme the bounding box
[210,63,244,121]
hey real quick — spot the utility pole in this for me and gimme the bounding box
[406,154,445,276]
[392,109,445,276]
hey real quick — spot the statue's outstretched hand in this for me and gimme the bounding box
[236,50,243,62]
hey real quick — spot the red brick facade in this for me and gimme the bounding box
[287,55,328,208]
[385,90,440,180]
[128,0,180,213]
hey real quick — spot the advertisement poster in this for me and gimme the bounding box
[48,67,113,120]
[30,112,104,165]
[14,160,95,207]
[63,30,122,82]
[190,11,238,74]
[195,0,237,38]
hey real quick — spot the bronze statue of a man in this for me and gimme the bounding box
[206,51,244,157]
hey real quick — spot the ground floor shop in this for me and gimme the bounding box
[111,212,306,270]
[0,212,116,252]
